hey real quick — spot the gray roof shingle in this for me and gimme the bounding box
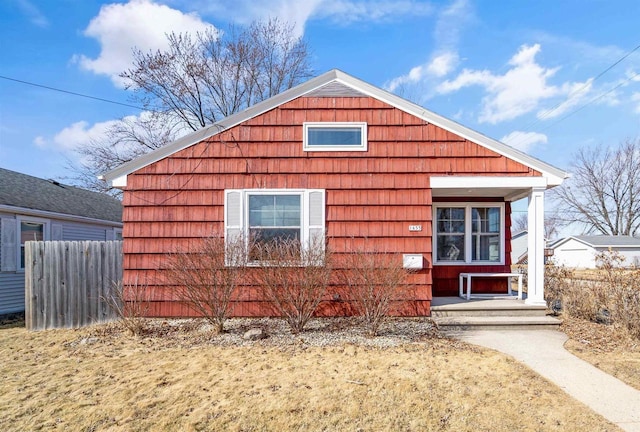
[572,235,640,247]
[0,167,122,223]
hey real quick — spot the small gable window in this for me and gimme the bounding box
[303,122,367,151]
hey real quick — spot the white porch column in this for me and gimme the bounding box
[526,187,546,305]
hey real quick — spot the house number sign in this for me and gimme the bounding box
[409,225,422,232]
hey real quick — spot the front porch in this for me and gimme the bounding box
[430,175,553,306]
[431,296,562,331]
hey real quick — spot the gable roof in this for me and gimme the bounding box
[0,167,122,223]
[550,235,640,249]
[100,69,568,186]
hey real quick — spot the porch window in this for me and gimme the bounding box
[303,122,367,151]
[225,189,325,263]
[434,203,504,265]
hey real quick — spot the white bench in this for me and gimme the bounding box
[458,272,523,300]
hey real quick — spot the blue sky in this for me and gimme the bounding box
[2,0,640,192]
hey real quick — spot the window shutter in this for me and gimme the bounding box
[1,218,18,272]
[306,190,325,250]
[225,190,244,264]
[51,223,63,241]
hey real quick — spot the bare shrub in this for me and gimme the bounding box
[252,237,331,334]
[594,250,640,338]
[548,250,640,339]
[164,235,248,334]
[543,262,577,313]
[341,247,411,337]
[103,279,152,336]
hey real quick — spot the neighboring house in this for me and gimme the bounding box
[549,235,640,269]
[0,168,123,315]
[510,230,528,265]
[101,69,567,316]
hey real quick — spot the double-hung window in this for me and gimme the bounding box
[303,122,367,151]
[18,217,49,270]
[225,189,325,263]
[434,203,504,265]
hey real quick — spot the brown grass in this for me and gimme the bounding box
[0,319,617,432]
[562,317,640,391]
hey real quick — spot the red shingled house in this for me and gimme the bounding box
[101,70,567,317]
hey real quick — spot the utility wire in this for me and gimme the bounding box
[508,42,640,149]
[0,75,146,111]
[535,42,640,124]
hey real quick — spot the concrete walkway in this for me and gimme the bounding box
[451,330,640,432]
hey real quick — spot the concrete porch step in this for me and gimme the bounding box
[433,315,562,331]
[431,297,548,317]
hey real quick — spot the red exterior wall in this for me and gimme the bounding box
[122,96,540,317]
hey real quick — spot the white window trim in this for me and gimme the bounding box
[16,215,50,272]
[225,188,326,266]
[432,203,505,266]
[303,122,368,152]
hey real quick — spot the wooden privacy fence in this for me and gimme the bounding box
[25,241,123,330]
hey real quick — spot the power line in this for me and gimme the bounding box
[508,42,640,149]
[537,71,640,134]
[535,42,640,124]
[0,75,146,111]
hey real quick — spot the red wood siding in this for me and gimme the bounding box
[122,96,538,317]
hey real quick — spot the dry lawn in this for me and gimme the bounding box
[0,318,617,432]
[562,317,640,391]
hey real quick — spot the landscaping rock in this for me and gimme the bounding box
[243,328,267,340]
[595,308,612,325]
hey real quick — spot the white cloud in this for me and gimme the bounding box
[535,79,593,120]
[384,0,470,94]
[386,51,459,92]
[439,44,563,124]
[33,136,47,148]
[75,0,214,87]
[187,0,433,38]
[501,131,548,153]
[51,119,120,151]
[316,0,433,23]
[15,0,49,28]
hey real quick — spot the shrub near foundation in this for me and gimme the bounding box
[103,279,152,336]
[341,248,411,336]
[252,237,332,333]
[164,234,248,334]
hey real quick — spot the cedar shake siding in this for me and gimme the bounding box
[122,96,541,317]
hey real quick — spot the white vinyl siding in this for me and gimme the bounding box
[0,272,25,314]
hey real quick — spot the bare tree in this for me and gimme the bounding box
[554,139,640,236]
[511,211,562,240]
[511,213,528,234]
[122,19,311,127]
[72,18,312,194]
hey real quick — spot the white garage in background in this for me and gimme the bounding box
[548,235,640,269]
